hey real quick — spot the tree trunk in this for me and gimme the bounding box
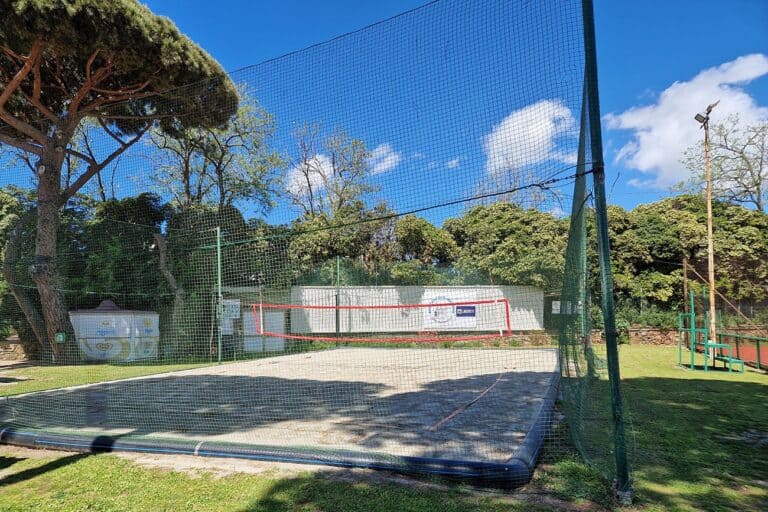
[29,149,73,362]
[2,211,47,357]
[154,233,185,356]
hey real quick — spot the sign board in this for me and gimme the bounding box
[422,290,477,330]
[222,299,241,320]
[551,301,561,314]
[455,305,476,317]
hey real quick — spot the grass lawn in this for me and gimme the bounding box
[0,361,209,397]
[0,345,766,511]
[618,345,768,511]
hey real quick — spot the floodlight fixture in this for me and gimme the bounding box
[694,113,707,124]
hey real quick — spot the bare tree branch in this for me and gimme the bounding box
[61,125,149,201]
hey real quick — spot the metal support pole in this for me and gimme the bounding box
[335,256,341,340]
[690,290,696,369]
[216,226,223,365]
[582,0,631,501]
[682,256,689,318]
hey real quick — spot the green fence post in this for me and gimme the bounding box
[335,255,341,341]
[689,291,696,370]
[574,83,594,377]
[216,226,223,365]
[582,0,631,501]
[679,315,683,366]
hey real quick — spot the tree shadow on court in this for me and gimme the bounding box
[0,361,556,466]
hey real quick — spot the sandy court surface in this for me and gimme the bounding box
[1,347,558,464]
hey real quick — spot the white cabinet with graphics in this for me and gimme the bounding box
[68,300,159,362]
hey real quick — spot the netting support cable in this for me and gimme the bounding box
[583,0,632,501]
[191,168,594,253]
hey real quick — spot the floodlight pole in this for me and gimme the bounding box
[696,103,719,355]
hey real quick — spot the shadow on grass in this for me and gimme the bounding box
[0,453,89,487]
[0,456,24,470]
[586,374,768,511]
[0,377,26,384]
[238,473,544,512]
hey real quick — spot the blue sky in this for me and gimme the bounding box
[140,0,767,218]
[2,1,765,226]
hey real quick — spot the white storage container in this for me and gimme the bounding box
[69,300,159,362]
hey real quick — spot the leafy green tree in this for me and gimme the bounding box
[81,193,168,310]
[444,202,568,288]
[289,202,395,281]
[0,0,237,357]
[0,189,22,340]
[394,215,457,266]
[604,195,768,325]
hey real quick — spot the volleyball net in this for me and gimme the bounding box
[251,297,513,344]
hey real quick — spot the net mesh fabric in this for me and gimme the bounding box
[0,0,626,487]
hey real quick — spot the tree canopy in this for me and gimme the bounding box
[0,0,237,151]
[0,0,238,357]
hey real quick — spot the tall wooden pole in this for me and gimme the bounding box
[703,112,718,345]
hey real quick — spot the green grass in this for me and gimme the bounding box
[0,345,765,511]
[0,362,208,397]
[0,452,548,512]
[617,345,768,511]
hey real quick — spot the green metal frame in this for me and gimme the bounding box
[678,290,745,373]
[717,332,765,371]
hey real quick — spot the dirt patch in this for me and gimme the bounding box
[0,343,27,362]
[118,450,342,478]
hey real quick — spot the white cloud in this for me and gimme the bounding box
[605,53,768,188]
[285,154,333,196]
[549,205,567,218]
[286,142,400,196]
[484,99,577,176]
[368,143,401,175]
[447,158,461,169]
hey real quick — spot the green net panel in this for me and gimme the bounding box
[0,0,628,488]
